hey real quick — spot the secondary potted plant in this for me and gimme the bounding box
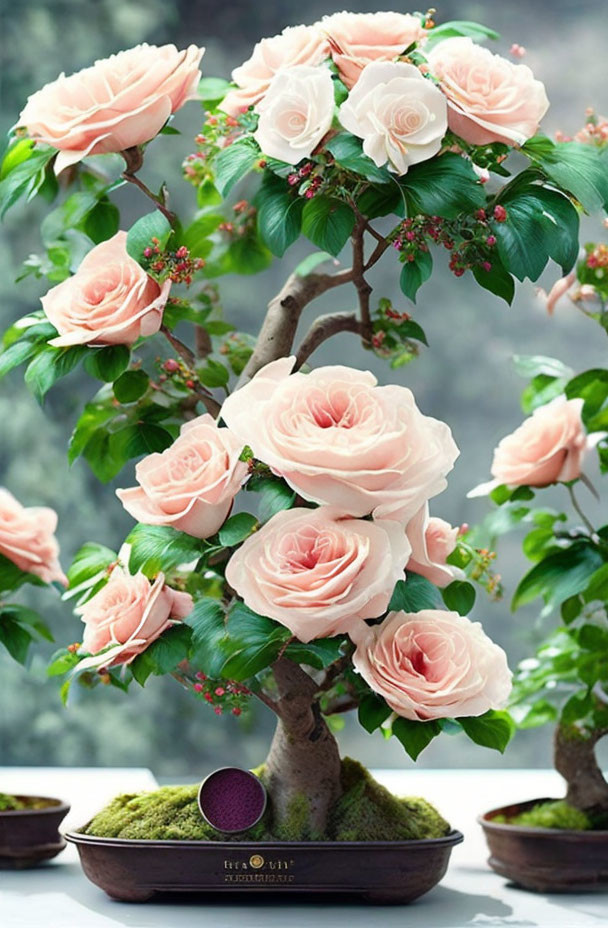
[473,199,608,889]
[2,8,607,902]
[0,490,70,866]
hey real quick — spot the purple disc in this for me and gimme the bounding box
[197,767,267,833]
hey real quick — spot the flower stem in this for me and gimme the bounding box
[567,483,596,535]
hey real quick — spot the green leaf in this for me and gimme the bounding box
[285,637,344,670]
[126,211,172,265]
[325,133,392,184]
[109,422,174,461]
[130,624,192,685]
[1,138,37,178]
[219,602,286,681]
[198,358,230,388]
[256,172,303,257]
[84,199,120,243]
[0,144,55,217]
[441,580,476,615]
[395,319,428,346]
[389,576,440,613]
[512,354,573,380]
[24,345,88,402]
[185,596,227,677]
[302,196,356,256]
[113,369,149,403]
[425,20,500,49]
[0,554,45,594]
[399,251,432,302]
[358,183,403,220]
[294,251,335,277]
[84,346,131,382]
[5,604,53,642]
[472,259,515,305]
[67,542,117,590]
[247,477,296,523]
[459,710,515,753]
[0,338,40,379]
[358,692,392,733]
[493,185,580,282]
[400,153,486,219]
[47,648,82,677]
[199,77,231,106]
[40,191,98,245]
[512,543,604,613]
[181,214,223,258]
[214,137,260,196]
[218,512,258,546]
[0,613,34,664]
[392,717,441,761]
[522,138,608,213]
[127,524,205,577]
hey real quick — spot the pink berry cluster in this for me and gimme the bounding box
[191,671,250,716]
[287,161,324,199]
[142,240,204,286]
[556,108,608,148]
[586,243,608,269]
[393,206,507,279]
[156,355,196,392]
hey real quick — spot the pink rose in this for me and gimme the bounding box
[221,357,459,524]
[338,61,447,175]
[428,37,549,145]
[351,609,512,721]
[221,26,329,116]
[406,505,464,588]
[76,567,193,669]
[41,232,171,347]
[489,397,590,488]
[117,415,248,538]
[18,44,204,174]
[254,66,334,164]
[226,507,409,642]
[321,11,427,88]
[0,489,66,586]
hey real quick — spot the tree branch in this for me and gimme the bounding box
[160,325,222,417]
[351,217,373,338]
[322,694,360,716]
[295,312,366,368]
[120,147,177,225]
[237,268,354,385]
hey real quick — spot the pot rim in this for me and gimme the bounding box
[0,796,70,817]
[478,796,608,838]
[65,827,464,850]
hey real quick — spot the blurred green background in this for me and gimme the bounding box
[1,0,606,777]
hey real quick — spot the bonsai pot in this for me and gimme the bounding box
[66,829,463,903]
[480,797,608,892]
[0,796,70,868]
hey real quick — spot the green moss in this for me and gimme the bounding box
[496,800,592,831]
[0,793,24,812]
[82,757,450,842]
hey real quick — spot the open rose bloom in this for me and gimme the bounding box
[77,567,193,670]
[0,489,66,586]
[406,505,464,588]
[41,232,171,347]
[351,610,512,721]
[222,357,459,524]
[18,43,204,174]
[226,507,410,642]
[117,415,248,538]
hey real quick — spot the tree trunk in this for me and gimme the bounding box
[554,723,608,818]
[262,658,342,835]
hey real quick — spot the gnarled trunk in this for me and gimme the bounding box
[262,658,342,835]
[554,723,608,818]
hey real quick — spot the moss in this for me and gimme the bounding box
[0,793,24,812]
[495,800,592,831]
[82,757,450,842]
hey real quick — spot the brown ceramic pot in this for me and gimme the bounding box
[0,796,70,868]
[480,797,608,892]
[66,829,464,903]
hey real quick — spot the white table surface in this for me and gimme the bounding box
[1,766,606,928]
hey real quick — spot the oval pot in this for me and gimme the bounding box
[480,797,608,892]
[66,829,463,904]
[0,796,70,869]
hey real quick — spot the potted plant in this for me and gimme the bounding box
[473,198,608,890]
[2,8,607,902]
[0,490,70,866]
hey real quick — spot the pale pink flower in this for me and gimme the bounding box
[0,489,66,586]
[406,505,464,588]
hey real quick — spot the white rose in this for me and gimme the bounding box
[254,65,335,164]
[338,61,447,175]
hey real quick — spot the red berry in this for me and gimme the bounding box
[185,379,195,390]
[493,205,507,222]
[482,261,492,272]
[163,359,179,373]
[475,209,487,221]
[232,707,242,716]
[486,235,497,246]
[193,683,203,693]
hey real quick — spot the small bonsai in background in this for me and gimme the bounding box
[471,194,608,830]
[2,11,607,839]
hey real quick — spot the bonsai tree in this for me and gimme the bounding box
[2,11,607,837]
[470,216,608,830]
